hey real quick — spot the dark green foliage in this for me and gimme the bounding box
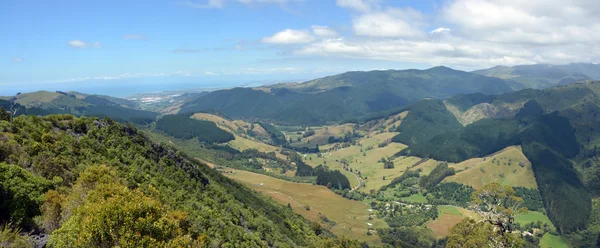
[380,170,420,191]
[0,107,10,121]
[513,187,544,211]
[180,67,512,125]
[392,99,462,146]
[427,183,474,207]
[378,227,441,248]
[0,163,53,229]
[258,122,286,145]
[0,114,349,246]
[522,142,591,232]
[383,161,394,169]
[295,161,314,177]
[155,115,234,143]
[399,118,521,162]
[515,100,544,119]
[419,162,455,189]
[316,170,351,190]
[385,206,439,228]
[401,112,578,162]
[474,63,600,89]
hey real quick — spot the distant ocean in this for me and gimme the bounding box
[1,80,242,98]
[1,76,310,97]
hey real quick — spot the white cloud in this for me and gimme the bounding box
[182,0,226,8]
[264,1,600,69]
[430,27,450,34]
[353,9,424,38]
[67,40,101,49]
[261,29,315,44]
[123,34,146,40]
[11,57,23,63]
[68,40,88,48]
[311,25,339,37]
[443,0,600,45]
[336,0,377,12]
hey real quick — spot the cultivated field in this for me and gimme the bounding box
[515,211,555,229]
[225,169,387,246]
[303,131,411,191]
[540,233,569,248]
[426,205,480,238]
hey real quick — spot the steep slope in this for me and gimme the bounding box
[0,114,361,247]
[180,67,513,125]
[395,82,600,233]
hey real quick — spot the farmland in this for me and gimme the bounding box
[224,168,387,246]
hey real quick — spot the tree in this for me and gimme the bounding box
[446,183,528,248]
[447,218,524,248]
[471,182,527,234]
[8,95,19,131]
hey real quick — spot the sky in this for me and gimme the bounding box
[2,0,600,96]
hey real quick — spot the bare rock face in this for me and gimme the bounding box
[445,101,524,126]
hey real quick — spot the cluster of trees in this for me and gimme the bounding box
[258,122,286,145]
[315,170,351,190]
[419,162,455,189]
[399,111,591,233]
[382,205,439,228]
[378,227,445,248]
[380,170,420,191]
[0,114,363,247]
[155,114,234,143]
[391,99,463,146]
[426,183,474,207]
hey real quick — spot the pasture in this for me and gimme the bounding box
[225,169,387,246]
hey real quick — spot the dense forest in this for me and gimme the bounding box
[179,67,513,125]
[0,114,363,247]
[155,114,235,144]
[391,99,462,146]
[315,170,351,190]
[258,122,287,145]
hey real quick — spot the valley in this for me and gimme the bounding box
[3,65,600,247]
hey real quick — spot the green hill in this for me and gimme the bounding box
[473,63,600,90]
[2,91,158,123]
[155,114,235,144]
[0,114,361,247]
[395,82,600,233]
[179,67,513,125]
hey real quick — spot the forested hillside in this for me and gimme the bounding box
[395,81,600,233]
[179,67,513,125]
[474,63,600,90]
[1,91,158,124]
[0,114,362,247]
[155,114,235,144]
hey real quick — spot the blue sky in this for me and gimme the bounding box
[2,0,599,96]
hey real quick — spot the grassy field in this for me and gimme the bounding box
[515,211,555,229]
[426,205,480,238]
[445,146,537,189]
[14,91,61,106]
[540,233,569,248]
[225,169,387,246]
[400,194,428,204]
[303,131,411,192]
[192,113,285,157]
